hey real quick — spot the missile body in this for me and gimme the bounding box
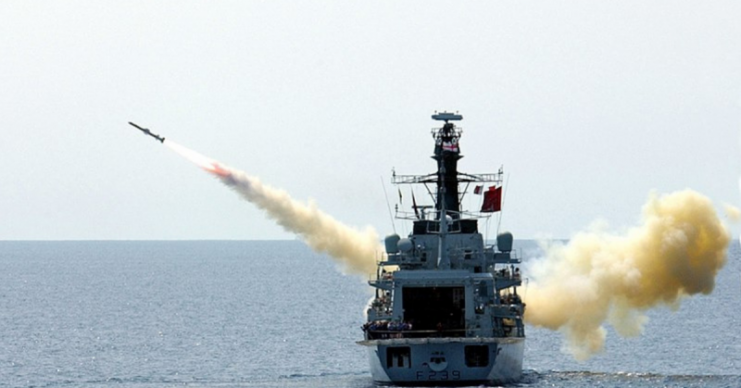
[129,122,165,143]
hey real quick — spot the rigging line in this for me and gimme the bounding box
[380,176,397,234]
[496,172,510,237]
[460,181,471,204]
[485,213,492,246]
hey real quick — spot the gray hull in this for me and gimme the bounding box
[359,337,524,386]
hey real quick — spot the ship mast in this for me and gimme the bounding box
[432,113,463,216]
[432,112,462,270]
[437,164,450,269]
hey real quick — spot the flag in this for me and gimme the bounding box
[473,185,483,195]
[442,141,459,152]
[481,186,502,212]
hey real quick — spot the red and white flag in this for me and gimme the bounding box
[442,141,459,152]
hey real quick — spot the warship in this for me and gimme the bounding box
[358,112,525,386]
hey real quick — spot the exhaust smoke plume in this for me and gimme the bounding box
[524,189,730,360]
[725,203,741,222]
[165,140,382,276]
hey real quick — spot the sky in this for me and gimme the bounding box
[1,1,740,240]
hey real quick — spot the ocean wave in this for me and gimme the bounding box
[521,370,741,387]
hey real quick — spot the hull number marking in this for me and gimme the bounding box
[416,370,461,381]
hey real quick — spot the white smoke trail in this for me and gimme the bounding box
[524,189,730,360]
[164,140,382,276]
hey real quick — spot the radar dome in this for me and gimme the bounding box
[497,232,513,253]
[398,238,414,253]
[385,234,401,254]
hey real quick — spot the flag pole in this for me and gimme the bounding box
[496,172,510,237]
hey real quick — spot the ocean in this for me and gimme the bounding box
[1,240,739,388]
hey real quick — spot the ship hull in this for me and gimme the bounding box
[358,337,524,386]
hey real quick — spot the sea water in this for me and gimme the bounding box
[0,240,739,388]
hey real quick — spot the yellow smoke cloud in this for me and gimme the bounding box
[165,140,382,276]
[524,189,730,360]
[724,203,741,222]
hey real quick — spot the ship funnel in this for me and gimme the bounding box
[497,232,513,252]
[385,234,401,254]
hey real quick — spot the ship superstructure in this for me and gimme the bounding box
[358,112,525,386]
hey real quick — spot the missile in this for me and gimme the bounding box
[129,122,165,143]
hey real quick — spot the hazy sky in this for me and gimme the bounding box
[2,1,740,240]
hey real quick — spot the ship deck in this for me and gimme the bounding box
[357,336,524,346]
